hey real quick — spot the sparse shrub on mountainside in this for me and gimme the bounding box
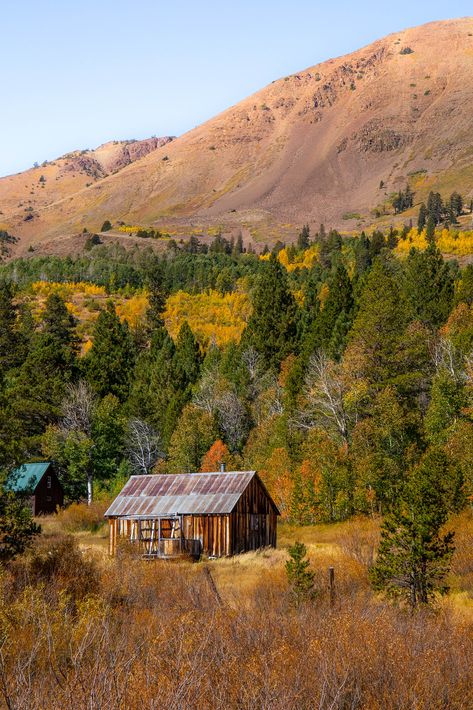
[101,220,112,232]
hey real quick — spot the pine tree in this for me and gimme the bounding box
[285,541,316,604]
[402,246,454,329]
[234,232,244,255]
[417,203,427,231]
[84,302,135,401]
[175,321,202,385]
[354,232,371,275]
[427,191,444,225]
[449,192,463,218]
[7,295,79,451]
[42,293,79,362]
[318,264,354,358]
[370,449,455,608]
[297,224,310,251]
[425,215,436,245]
[0,283,21,376]
[242,254,298,370]
[146,261,168,330]
[128,326,186,448]
[344,258,409,388]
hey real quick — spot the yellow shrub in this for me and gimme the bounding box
[164,290,251,347]
[56,501,109,532]
[396,228,473,255]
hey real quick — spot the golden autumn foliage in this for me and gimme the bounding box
[260,245,319,271]
[23,282,150,348]
[115,294,149,330]
[31,280,107,299]
[164,289,251,347]
[259,447,293,516]
[21,281,252,351]
[396,227,473,255]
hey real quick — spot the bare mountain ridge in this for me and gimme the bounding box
[2,18,473,254]
[0,137,174,244]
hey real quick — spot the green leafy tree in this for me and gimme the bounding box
[425,369,467,444]
[454,264,473,306]
[285,541,315,604]
[167,405,218,473]
[0,491,40,562]
[370,449,455,608]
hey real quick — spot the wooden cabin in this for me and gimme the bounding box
[8,462,64,515]
[104,470,279,558]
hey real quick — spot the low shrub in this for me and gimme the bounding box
[56,500,109,533]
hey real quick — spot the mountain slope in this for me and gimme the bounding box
[0,137,173,242]
[2,17,473,252]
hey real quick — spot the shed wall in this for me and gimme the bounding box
[33,470,64,515]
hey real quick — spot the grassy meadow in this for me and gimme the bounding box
[1,506,472,709]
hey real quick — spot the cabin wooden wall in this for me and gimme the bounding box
[108,474,278,557]
[183,514,231,557]
[33,469,64,515]
[230,474,278,553]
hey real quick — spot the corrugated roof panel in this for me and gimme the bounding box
[104,471,256,517]
[7,462,52,493]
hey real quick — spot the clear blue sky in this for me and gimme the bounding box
[1,1,471,176]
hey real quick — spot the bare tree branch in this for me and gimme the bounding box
[126,418,164,475]
[293,351,353,443]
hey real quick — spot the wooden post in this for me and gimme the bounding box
[204,566,223,607]
[108,519,113,556]
[329,566,335,607]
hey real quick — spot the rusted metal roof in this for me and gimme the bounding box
[104,471,258,518]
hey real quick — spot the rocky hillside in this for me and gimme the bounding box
[2,18,473,253]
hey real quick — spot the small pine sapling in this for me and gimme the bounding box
[285,541,316,604]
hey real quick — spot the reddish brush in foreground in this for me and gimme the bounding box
[0,521,472,710]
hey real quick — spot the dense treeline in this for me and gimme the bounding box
[1,225,472,534]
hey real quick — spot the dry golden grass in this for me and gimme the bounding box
[0,506,471,707]
[1,527,473,708]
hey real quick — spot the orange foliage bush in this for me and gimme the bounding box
[200,439,233,472]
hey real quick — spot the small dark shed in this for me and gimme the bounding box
[8,462,64,516]
[104,470,280,558]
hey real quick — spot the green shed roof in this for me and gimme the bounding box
[8,462,52,492]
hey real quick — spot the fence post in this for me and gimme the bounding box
[329,566,335,607]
